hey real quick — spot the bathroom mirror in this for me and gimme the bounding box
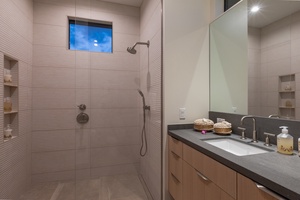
[210,0,300,120]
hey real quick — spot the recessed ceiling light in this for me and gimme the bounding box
[251,6,260,13]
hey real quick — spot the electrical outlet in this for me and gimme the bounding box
[179,108,186,120]
[232,107,237,112]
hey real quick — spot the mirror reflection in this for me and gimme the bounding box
[210,0,300,120]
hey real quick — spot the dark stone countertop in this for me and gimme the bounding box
[168,128,300,200]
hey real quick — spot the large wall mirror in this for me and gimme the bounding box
[210,0,300,120]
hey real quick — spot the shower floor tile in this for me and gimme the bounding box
[19,174,148,200]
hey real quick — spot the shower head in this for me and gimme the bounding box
[127,47,137,54]
[127,40,150,54]
[137,89,144,98]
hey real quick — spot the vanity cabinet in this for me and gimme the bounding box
[237,174,280,200]
[168,136,183,200]
[168,135,236,200]
[182,143,236,200]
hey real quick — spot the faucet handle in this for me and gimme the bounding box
[238,127,247,140]
[263,132,275,146]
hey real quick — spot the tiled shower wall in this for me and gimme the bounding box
[0,0,33,198]
[248,10,300,118]
[139,0,162,199]
[32,0,142,183]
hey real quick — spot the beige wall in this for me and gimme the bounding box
[163,0,211,199]
[139,0,162,199]
[32,0,141,183]
[0,0,33,199]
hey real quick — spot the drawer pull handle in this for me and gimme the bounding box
[255,183,286,200]
[196,171,210,182]
[171,151,180,158]
[171,173,180,183]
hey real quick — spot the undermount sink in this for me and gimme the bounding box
[202,138,273,156]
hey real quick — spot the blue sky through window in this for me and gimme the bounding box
[69,20,112,53]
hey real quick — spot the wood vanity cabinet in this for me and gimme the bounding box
[168,136,183,200]
[182,143,236,200]
[237,174,279,200]
[168,135,236,200]
[168,135,286,200]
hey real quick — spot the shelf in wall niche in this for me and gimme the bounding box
[278,74,296,119]
[4,83,18,87]
[4,110,18,115]
[4,136,17,142]
[279,90,295,93]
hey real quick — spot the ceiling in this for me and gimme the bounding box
[100,0,144,7]
[248,0,300,28]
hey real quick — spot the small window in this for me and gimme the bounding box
[69,18,112,53]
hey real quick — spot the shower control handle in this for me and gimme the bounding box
[77,104,86,111]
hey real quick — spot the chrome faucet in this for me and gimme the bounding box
[268,114,280,118]
[241,115,258,143]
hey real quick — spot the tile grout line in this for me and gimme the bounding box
[49,183,64,200]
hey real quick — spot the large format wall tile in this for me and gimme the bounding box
[32,130,76,152]
[32,67,75,88]
[90,145,140,168]
[32,150,75,174]
[32,109,75,131]
[90,127,139,148]
[90,108,139,128]
[32,88,75,109]
[91,70,139,89]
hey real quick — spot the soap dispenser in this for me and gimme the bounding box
[277,126,293,155]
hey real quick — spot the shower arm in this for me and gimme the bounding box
[131,41,150,49]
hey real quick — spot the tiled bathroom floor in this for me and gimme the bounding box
[19,174,148,200]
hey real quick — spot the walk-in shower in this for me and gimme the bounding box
[127,40,150,54]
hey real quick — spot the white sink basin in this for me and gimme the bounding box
[203,138,272,156]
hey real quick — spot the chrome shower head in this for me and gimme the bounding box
[127,46,137,54]
[127,40,150,54]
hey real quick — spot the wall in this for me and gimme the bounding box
[32,0,141,183]
[163,0,211,198]
[0,0,33,198]
[139,0,162,199]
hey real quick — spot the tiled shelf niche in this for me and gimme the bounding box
[3,55,19,142]
[278,74,295,119]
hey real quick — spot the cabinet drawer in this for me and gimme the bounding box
[238,174,280,200]
[169,172,182,200]
[169,150,182,182]
[193,149,237,199]
[168,136,182,157]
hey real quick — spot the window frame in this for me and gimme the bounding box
[68,17,113,53]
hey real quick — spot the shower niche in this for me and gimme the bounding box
[3,55,19,141]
